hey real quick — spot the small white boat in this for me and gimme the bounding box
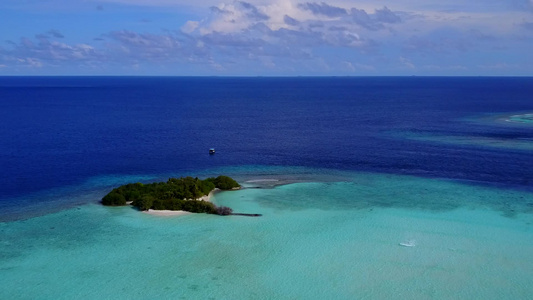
[209,148,215,154]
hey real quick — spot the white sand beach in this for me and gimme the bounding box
[143,209,192,216]
[197,189,216,202]
[142,189,218,216]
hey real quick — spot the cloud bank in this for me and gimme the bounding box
[1,0,532,75]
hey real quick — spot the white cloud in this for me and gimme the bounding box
[399,56,415,69]
[342,61,356,71]
[2,1,532,75]
[181,21,199,34]
[25,58,43,68]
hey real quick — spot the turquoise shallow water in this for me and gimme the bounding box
[507,113,533,124]
[1,170,533,299]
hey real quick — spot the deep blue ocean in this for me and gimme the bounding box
[1,76,532,220]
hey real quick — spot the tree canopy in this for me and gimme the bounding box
[101,175,240,215]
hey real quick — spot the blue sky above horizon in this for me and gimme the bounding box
[1,0,532,76]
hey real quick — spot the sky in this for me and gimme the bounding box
[0,0,532,76]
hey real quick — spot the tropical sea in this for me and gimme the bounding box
[0,77,532,299]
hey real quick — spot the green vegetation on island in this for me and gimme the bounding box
[101,175,239,215]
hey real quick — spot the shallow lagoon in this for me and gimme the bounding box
[1,170,532,299]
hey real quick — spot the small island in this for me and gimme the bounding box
[101,175,241,216]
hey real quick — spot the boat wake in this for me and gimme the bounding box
[399,240,416,247]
